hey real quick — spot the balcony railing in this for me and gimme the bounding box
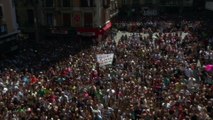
[110,10,119,18]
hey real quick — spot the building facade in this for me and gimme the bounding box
[16,0,118,39]
[15,0,40,40]
[0,0,19,54]
[206,0,213,11]
[117,0,195,16]
[117,0,194,9]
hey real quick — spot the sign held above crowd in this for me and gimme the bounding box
[96,53,114,67]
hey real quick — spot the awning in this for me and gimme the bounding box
[49,27,77,36]
[102,21,112,31]
[47,27,77,38]
[51,29,68,34]
[76,21,112,37]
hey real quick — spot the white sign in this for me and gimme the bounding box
[96,53,114,66]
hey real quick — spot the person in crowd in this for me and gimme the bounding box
[0,15,212,119]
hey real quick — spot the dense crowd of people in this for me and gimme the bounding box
[0,15,213,119]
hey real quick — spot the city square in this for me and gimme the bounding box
[0,0,213,119]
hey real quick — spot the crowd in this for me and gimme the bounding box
[0,15,213,120]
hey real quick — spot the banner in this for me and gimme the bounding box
[72,11,81,27]
[205,64,213,72]
[96,53,114,66]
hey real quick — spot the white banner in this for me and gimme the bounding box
[96,53,114,66]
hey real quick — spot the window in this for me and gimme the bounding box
[63,0,70,7]
[46,0,53,7]
[12,0,16,7]
[80,0,95,7]
[133,0,140,5]
[27,10,34,25]
[0,6,3,17]
[103,0,110,8]
[160,0,167,5]
[84,12,93,27]
[63,13,71,26]
[46,13,53,26]
[122,0,126,5]
[26,0,36,6]
[145,0,152,4]
[0,24,7,35]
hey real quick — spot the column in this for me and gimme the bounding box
[95,0,102,27]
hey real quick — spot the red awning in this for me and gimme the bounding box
[76,22,112,37]
[102,22,112,31]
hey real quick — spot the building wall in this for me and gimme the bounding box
[16,0,118,38]
[0,0,18,33]
[73,0,80,7]
[206,1,213,11]
[72,11,82,27]
[0,0,19,53]
[117,0,194,8]
[16,0,37,33]
[117,0,122,8]
[40,0,114,28]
